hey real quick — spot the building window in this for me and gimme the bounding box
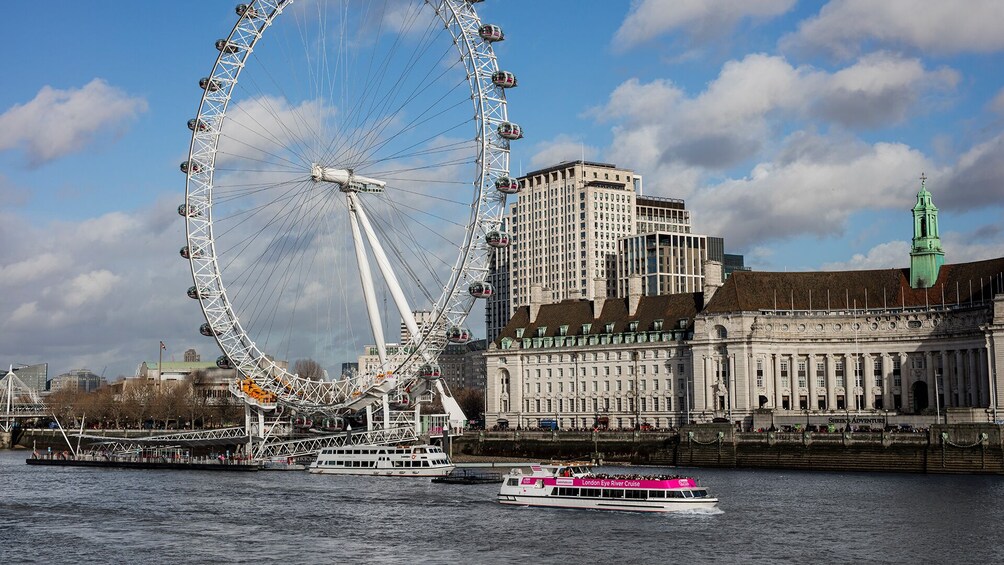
[874,358,883,387]
[797,361,807,388]
[816,362,825,388]
[893,359,902,387]
[780,361,789,388]
[836,360,845,387]
[854,359,864,388]
[756,359,764,388]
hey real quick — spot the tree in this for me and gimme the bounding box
[293,359,325,381]
[453,387,485,425]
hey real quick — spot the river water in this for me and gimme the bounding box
[1,449,1002,564]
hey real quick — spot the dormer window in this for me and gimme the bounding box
[582,323,592,335]
[605,323,615,334]
[536,326,547,337]
[628,321,639,332]
[558,325,569,336]
[515,328,525,338]
[653,319,664,331]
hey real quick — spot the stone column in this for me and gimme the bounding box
[980,346,991,408]
[773,353,784,409]
[702,355,712,411]
[940,350,950,408]
[826,353,837,410]
[954,350,963,408]
[728,354,738,414]
[864,354,875,410]
[879,354,889,411]
[807,353,816,411]
[925,351,935,413]
[968,349,978,407]
[898,353,909,412]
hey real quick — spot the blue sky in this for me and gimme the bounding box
[2,0,1003,379]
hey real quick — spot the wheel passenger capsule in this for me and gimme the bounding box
[180,160,203,174]
[478,24,504,42]
[187,118,209,132]
[418,363,442,380]
[236,4,260,18]
[199,77,221,92]
[178,203,200,218]
[498,122,523,140]
[495,177,520,194]
[215,39,239,54]
[446,326,471,343]
[485,230,510,248]
[216,355,235,370]
[492,71,517,89]
[468,281,494,298]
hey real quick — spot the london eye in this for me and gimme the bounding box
[180,0,518,452]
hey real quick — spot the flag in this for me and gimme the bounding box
[160,341,166,351]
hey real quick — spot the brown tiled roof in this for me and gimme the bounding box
[496,293,702,344]
[704,256,1004,313]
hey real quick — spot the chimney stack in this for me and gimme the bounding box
[530,283,544,323]
[592,277,607,319]
[703,260,724,308]
[628,274,643,316]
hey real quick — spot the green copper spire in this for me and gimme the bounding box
[910,173,944,289]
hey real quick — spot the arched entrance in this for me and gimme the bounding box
[911,381,929,413]
[758,395,769,408]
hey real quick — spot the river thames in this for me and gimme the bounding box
[1,450,1002,564]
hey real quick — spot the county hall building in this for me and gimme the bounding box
[484,179,1004,430]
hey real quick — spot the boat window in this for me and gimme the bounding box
[422,461,429,467]
[556,487,579,496]
[668,490,684,498]
[625,490,646,499]
[682,490,694,498]
[648,490,665,498]
[602,489,624,498]
[580,488,601,497]
[694,489,708,498]
[507,478,519,486]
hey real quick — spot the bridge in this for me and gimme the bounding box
[1,366,48,434]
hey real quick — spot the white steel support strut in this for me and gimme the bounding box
[347,195,388,368]
[348,192,431,364]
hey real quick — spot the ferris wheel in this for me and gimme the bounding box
[180,0,519,417]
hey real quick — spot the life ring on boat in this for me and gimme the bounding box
[411,453,417,460]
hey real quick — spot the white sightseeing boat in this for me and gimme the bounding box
[309,444,455,477]
[498,463,718,513]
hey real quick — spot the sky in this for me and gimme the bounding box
[2,0,1003,380]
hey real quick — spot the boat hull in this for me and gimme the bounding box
[497,493,718,512]
[309,465,454,477]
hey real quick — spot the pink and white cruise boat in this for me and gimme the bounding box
[498,463,718,513]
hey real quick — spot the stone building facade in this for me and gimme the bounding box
[484,185,1004,430]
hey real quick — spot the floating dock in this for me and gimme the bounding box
[431,469,503,484]
[25,447,260,472]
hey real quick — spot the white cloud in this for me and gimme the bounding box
[57,270,122,309]
[937,134,1004,211]
[688,132,933,245]
[0,253,67,285]
[989,88,1004,115]
[0,175,30,207]
[613,0,795,51]
[528,135,600,170]
[0,79,147,167]
[821,240,910,271]
[783,0,1004,57]
[593,53,954,173]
